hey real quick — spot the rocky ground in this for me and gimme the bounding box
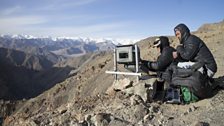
[1,21,224,126]
[2,81,224,126]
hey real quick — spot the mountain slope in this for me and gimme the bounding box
[2,20,224,126]
[0,47,73,100]
[0,47,54,71]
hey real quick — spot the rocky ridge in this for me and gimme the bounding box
[1,21,224,126]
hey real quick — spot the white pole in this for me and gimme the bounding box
[106,71,142,76]
[113,48,117,80]
[135,45,139,82]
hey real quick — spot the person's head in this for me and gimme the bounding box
[153,36,170,53]
[174,23,190,43]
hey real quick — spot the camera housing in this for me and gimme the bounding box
[116,45,140,65]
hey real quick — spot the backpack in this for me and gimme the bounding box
[170,66,212,99]
[181,86,199,103]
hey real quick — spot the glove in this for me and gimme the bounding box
[140,60,149,67]
[147,61,153,69]
[140,60,153,70]
[147,61,158,72]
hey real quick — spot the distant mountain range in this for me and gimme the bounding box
[0,35,119,58]
[0,34,126,100]
[0,34,120,100]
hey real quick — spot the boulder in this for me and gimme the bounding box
[112,78,133,91]
[108,77,157,103]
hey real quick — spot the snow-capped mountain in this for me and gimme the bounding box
[0,34,124,58]
[0,34,125,44]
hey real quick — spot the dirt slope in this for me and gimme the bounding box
[2,21,224,126]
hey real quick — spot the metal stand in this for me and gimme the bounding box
[105,44,141,82]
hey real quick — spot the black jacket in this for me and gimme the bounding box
[150,37,176,72]
[174,24,217,73]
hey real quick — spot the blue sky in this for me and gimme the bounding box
[0,0,223,41]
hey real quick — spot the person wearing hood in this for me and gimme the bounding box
[173,23,217,78]
[141,36,175,76]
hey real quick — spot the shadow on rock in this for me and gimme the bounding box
[212,76,224,96]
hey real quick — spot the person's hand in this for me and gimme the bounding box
[147,61,152,69]
[173,51,178,59]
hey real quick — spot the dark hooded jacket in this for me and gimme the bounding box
[149,36,176,71]
[174,24,217,73]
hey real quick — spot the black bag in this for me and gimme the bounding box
[169,66,212,98]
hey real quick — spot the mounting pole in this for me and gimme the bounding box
[135,44,139,82]
[113,48,117,80]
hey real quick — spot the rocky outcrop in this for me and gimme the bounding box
[109,78,157,102]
